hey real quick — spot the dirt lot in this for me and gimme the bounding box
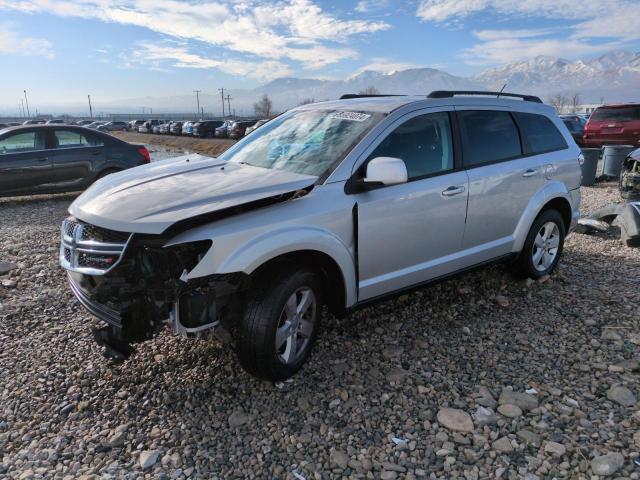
[0,183,639,479]
[113,131,236,159]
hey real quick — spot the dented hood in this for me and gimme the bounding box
[69,154,317,234]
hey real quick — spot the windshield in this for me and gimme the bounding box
[221,109,384,177]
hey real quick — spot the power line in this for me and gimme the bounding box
[23,90,30,117]
[225,94,232,118]
[218,88,225,117]
[193,90,201,118]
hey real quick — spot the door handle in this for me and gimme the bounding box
[35,157,49,162]
[441,185,466,196]
[522,169,538,177]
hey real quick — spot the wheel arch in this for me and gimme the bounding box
[251,250,348,317]
[182,226,357,309]
[512,184,574,253]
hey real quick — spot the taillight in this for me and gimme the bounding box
[138,146,151,163]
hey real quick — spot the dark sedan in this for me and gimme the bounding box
[192,120,223,138]
[0,125,150,197]
[228,120,258,140]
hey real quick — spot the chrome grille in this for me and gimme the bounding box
[59,218,133,275]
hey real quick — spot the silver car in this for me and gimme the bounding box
[60,91,581,379]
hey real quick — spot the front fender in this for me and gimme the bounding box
[171,226,357,307]
[512,181,575,253]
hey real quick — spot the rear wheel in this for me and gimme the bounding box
[236,268,323,380]
[515,209,566,279]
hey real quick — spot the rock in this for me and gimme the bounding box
[544,441,566,457]
[498,389,538,411]
[634,431,640,449]
[601,329,622,341]
[516,430,541,447]
[106,431,125,447]
[329,449,349,469]
[1,279,17,288]
[590,452,624,476]
[228,411,249,428]
[497,404,522,418]
[139,450,160,470]
[475,386,497,408]
[380,472,398,480]
[386,368,409,383]
[437,408,474,433]
[606,386,636,406]
[492,436,513,453]
[0,261,17,275]
[495,295,510,307]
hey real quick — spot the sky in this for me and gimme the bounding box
[1,0,639,114]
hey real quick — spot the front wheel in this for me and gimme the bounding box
[236,268,323,380]
[515,209,566,279]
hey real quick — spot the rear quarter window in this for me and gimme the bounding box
[591,106,640,122]
[458,110,522,166]
[515,112,568,154]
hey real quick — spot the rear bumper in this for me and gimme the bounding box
[583,137,640,148]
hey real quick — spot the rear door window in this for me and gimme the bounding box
[458,110,521,166]
[54,129,103,148]
[0,131,46,154]
[515,112,568,154]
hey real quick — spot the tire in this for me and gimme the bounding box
[515,209,566,279]
[236,268,324,380]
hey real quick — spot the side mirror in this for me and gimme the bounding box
[362,156,408,187]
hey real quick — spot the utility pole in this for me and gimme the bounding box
[87,94,93,118]
[23,90,30,118]
[218,88,225,117]
[225,95,232,119]
[193,90,201,118]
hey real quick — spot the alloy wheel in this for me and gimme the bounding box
[275,287,317,364]
[532,221,560,272]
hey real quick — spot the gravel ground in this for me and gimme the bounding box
[1,184,639,480]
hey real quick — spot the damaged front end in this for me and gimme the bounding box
[60,217,247,359]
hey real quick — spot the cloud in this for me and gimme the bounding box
[354,57,422,75]
[462,31,623,65]
[415,0,640,65]
[0,23,53,58]
[128,41,293,80]
[355,0,390,13]
[0,0,390,69]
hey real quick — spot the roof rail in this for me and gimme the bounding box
[427,90,543,103]
[339,94,407,100]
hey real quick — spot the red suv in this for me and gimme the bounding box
[583,104,640,148]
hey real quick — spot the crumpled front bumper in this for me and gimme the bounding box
[67,272,122,328]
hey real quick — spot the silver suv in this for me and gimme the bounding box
[60,91,581,380]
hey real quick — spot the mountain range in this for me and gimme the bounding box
[9,50,640,116]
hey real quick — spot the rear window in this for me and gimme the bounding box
[458,110,522,166]
[591,106,640,122]
[515,112,568,154]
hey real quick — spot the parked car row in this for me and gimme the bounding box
[129,118,269,139]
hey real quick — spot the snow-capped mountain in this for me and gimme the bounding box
[250,68,482,107]
[472,51,640,102]
[11,50,638,116]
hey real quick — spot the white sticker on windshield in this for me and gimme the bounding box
[330,111,371,122]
